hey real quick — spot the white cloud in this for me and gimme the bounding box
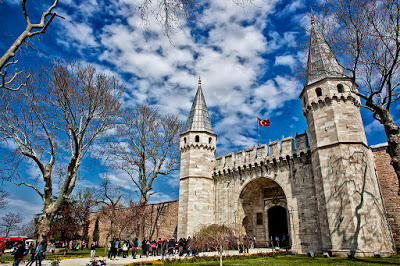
[61,21,99,48]
[365,120,382,133]
[2,198,42,223]
[149,192,174,203]
[275,55,296,67]
[281,0,305,14]
[4,0,20,5]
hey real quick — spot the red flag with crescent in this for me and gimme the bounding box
[258,117,270,127]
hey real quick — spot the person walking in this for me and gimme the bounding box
[140,238,147,258]
[107,241,112,259]
[151,240,157,256]
[168,238,175,256]
[122,242,128,258]
[26,241,44,266]
[157,238,162,256]
[161,239,168,259]
[12,242,25,266]
[90,242,96,258]
[132,238,139,259]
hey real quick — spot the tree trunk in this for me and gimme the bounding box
[36,213,54,243]
[219,244,223,266]
[381,111,400,194]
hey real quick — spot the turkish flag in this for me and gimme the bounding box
[258,117,270,127]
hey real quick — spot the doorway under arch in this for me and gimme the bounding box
[239,177,290,248]
[268,205,289,247]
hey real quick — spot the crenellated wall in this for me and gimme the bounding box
[215,132,309,174]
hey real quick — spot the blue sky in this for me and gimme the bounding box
[0,0,397,223]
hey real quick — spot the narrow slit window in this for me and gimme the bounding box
[337,84,344,93]
[195,135,200,142]
[316,87,322,97]
[256,213,263,225]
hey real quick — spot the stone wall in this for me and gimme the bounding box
[214,133,309,174]
[87,200,179,247]
[373,146,400,252]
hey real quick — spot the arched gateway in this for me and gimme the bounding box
[239,177,291,248]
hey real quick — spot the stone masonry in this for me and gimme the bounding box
[373,146,400,252]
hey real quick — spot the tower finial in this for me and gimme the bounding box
[198,76,201,86]
[310,13,315,26]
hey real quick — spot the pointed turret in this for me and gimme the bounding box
[182,77,214,135]
[178,77,216,239]
[305,15,346,86]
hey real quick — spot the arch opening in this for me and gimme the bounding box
[268,206,289,247]
[239,177,290,248]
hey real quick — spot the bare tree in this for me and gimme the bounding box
[0,60,123,242]
[97,175,123,249]
[19,218,37,239]
[113,201,149,240]
[315,0,400,192]
[0,0,64,91]
[147,202,166,240]
[192,224,238,266]
[0,212,23,237]
[106,104,182,205]
[0,189,8,209]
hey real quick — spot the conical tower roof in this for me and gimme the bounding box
[182,77,215,135]
[305,16,347,86]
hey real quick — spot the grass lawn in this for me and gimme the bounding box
[161,254,400,266]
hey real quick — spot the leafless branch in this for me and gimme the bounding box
[0,0,64,91]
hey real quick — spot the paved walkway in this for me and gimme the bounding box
[3,248,275,266]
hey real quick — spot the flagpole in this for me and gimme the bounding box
[257,118,259,146]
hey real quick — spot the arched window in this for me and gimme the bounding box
[209,137,212,144]
[184,137,187,144]
[315,87,322,97]
[195,135,200,142]
[337,84,344,93]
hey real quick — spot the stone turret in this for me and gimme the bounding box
[177,77,216,238]
[300,17,394,254]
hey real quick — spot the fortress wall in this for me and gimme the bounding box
[87,200,179,247]
[373,146,400,252]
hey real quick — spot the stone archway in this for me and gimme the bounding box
[239,177,290,248]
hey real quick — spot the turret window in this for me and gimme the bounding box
[195,135,200,142]
[337,84,344,93]
[315,87,322,97]
[184,137,187,144]
[209,137,212,144]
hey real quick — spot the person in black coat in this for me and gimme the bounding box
[140,238,147,258]
[13,241,25,266]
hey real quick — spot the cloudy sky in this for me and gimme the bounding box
[0,0,396,223]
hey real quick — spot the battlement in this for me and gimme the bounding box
[302,92,360,115]
[215,132,310,173]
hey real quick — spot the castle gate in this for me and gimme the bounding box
[212,135,322,253]
[239,177,291,248]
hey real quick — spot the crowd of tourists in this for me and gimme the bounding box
[10,240,47,266]
[107,237,193,260]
